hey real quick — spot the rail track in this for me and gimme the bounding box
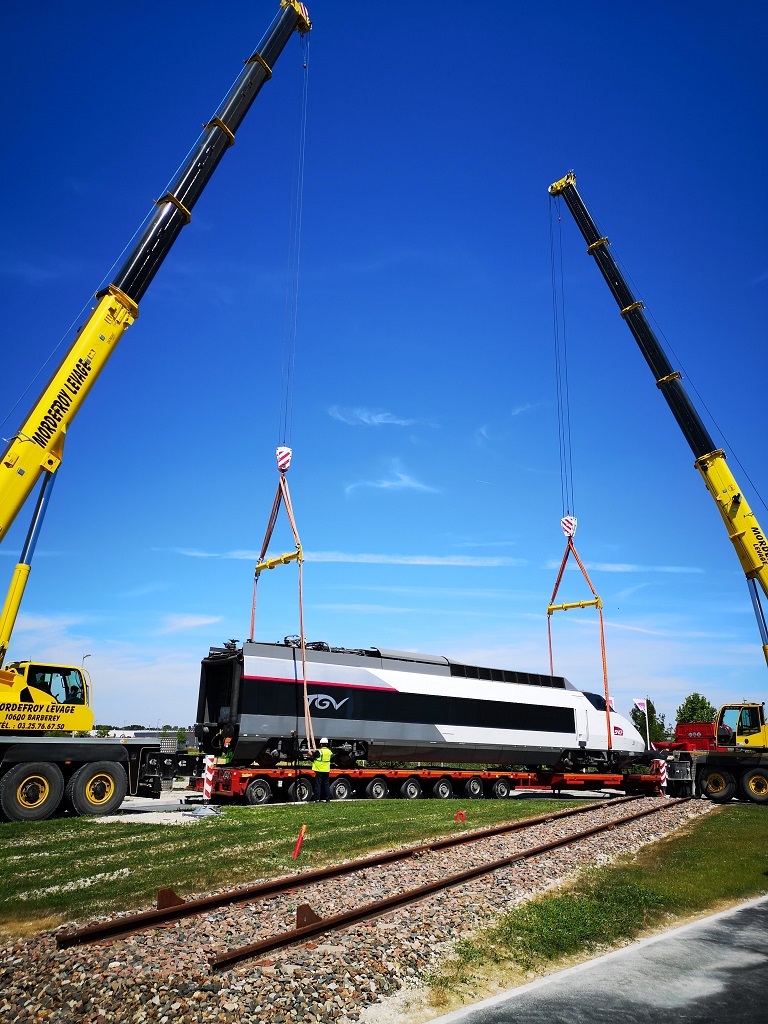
[55,795,689,973]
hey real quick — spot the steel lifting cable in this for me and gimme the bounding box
[249,39,315,754]
[548,197,612,748]
[549,199,575,518]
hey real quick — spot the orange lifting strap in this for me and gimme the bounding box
[249,446,315,752]
[547,516,613,751]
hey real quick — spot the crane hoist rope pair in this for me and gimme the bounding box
[247,22,316,755]
[547,189,614,747]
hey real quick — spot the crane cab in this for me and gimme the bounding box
[716,703,767,749]
[0,661,94,734]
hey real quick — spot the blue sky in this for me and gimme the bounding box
[1,2,766,728]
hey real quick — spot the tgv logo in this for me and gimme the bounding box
[307,693,349,712]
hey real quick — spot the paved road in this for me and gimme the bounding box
[430,895,768,1024]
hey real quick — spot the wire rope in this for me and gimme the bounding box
[278,34,310,447]
[549,198,576,516]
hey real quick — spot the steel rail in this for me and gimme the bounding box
[210,798,689,972]
[56,795,640,949]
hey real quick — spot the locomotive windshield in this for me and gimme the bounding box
[582,692,608,711]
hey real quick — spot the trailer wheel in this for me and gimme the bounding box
[741,768,768,804]
[365,777,388,800]
[330,777,353,801]
[464,776,484,799]
[287,777,312,803]
[65,762,127,816]
[430,778,454,802]
[491,777,512,799]
[245,778,272,805]
[0,762,65,822]
[400,777,422,800]
[700,768,736,803]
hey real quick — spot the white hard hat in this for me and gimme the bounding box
[319,737,328,745]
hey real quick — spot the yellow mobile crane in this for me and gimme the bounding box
[549,172,768,802]
[0,2,310,821]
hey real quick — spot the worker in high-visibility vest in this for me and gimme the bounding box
[311,737,332,802]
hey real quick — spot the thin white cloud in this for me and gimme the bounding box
[306,551,525,567]
[170,547,525,567]
[511,403,538,416]
[345,465,437,495]
[155,614,222,635]
[546,560,704,574]
[329,406,416,427]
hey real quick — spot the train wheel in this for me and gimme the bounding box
[365,777,388,800]
[330,777,353,801]
[400,777,422,800]
[288,777,312,803]
[65,762,127,817]
[245,778,272,805]
[464,776,484,799]
[432,777,453,799]
[491,777,512,799]
[741,768,768,804]
[0,762,64,822]
[700,768,736,803]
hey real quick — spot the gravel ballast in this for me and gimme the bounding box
[0,797,714,1024]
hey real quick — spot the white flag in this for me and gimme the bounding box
[633,698,647,713]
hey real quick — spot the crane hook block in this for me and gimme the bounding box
[276,446,292,473]
[560,516,577,538]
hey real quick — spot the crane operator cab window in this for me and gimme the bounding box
[717,705,763,744]
[27,666,86,705]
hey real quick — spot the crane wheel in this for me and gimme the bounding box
[741,768,768,804]
[0,762,65,822]
[700,768,736,803]
[65,762,127,816]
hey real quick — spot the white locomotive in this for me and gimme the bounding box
[195,639,645,769]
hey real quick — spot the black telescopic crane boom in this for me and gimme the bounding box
[548,172,715,460]
[113,2,311,303]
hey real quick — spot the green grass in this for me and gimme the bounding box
[426,804,768,1002]
[0,797,579,940]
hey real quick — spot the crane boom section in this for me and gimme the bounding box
[0,288,136,542]
[0,1,310,546]
[548,172,768,600]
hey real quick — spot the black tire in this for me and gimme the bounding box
[245,778,272,805]
[464,776,484,799]
[288,777,312,803]
[432,777,453,799]
[0,762,65,822]
[330,777,353,801]
[491,777,512,799]
[700,768,736,803]
[400,777,422,800]
[741,768,768,804]
[64,761,127,817]
[365,777,388,800]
